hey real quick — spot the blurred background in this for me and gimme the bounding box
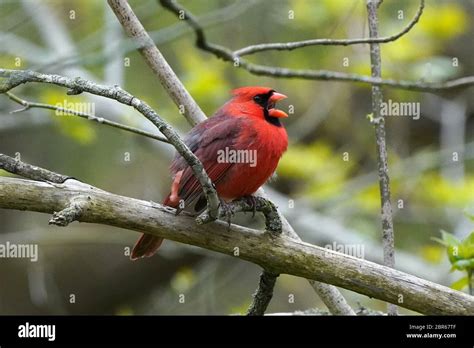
[0,0,473,315]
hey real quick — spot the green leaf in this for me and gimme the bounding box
[451,276,469,291]
[465,232,474,245]
[440,230,461,246]
[458,232,474,260]
[451,259,474,271]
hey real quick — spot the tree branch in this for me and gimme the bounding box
[49,196,90,227]
[0,174,472,315]
[234,0,425,56]
[5,92,170,144]
[256,189,356,315]
[0,68,220,221]
[367,0,397,316]
[0,153,70,183]
[228,196,281,316]
[247,271,279,316]
[160,0,474,93]
[107,0,207,126]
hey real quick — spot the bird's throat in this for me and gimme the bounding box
[264,109,282,127]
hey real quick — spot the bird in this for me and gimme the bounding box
[130,86,289,260]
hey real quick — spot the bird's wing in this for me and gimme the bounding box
[170,114,245,215]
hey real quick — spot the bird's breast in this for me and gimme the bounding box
[216,118,288,199]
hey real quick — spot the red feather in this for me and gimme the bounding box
[131,86,288,260]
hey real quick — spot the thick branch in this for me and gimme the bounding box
[108,0,207,126]
[367,0,397,316]
[0,68,220,221]
[5,92,170,144]
[0,176,473,315]
[160,0,474,93]
[234,0,424,56]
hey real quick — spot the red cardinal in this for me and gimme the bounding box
[131,86,289,260]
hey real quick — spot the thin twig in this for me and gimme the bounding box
[0,68,220,222]
[108,0,207,126]
[0,153,70,183]
[366,0,397,316]
[160,0,474,93]
[5,92,170,144]
[247,271,279,316]
[234,0,424,56]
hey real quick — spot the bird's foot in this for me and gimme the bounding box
[242,195,258,218]
[218,198,234,229]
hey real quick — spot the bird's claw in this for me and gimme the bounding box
[219,199,234,229]
[243,195,258,218]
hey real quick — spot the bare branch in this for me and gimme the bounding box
[49,196,90,227]
[0,174,473,315]
[232,196,281,315]
[0,68,220,222]
[247,271,279,316]
[256,189,356,315]
[107,0,207,126]
[5,92,170,144]
[234,0,425,56]
[160,0,474,93]
[308,280,355,315]
[0,153,70,183]
[366,0,397,316]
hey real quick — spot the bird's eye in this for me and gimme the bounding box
[253,95,263,105]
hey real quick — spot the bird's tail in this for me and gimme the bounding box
[130,233,164,260]
[130,194,174,260]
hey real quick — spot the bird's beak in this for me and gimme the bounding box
[268,92,288,118]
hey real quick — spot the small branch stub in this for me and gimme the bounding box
[49,197,90,226]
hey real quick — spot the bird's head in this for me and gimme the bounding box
[227,86,288,126]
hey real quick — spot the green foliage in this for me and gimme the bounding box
[414,173,474,208]
[451,276,470,291]
[418,2,468,40]
[433,230,474,294]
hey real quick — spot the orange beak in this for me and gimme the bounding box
[268,92,288,118]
